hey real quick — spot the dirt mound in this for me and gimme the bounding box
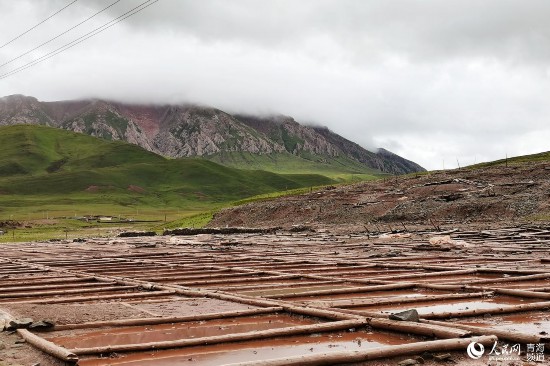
[127,185,145,193]
[84,185,100,192]
[0,220,22,229]
[209,161,550,230]
[85,185,117,192]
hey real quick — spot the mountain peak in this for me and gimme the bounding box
[0,94,37,101]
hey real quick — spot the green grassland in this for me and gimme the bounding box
[0,125,344,242]
[469,151,550,168]
[204,150,385,180]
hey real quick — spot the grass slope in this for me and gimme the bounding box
[0,125,333,219]
[470,151,550,168]
[0,124,164,176]
[205,151,384,181]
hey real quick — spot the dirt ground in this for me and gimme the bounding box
[209,161,550,231]
[0,328,68,366]
[0,304,152,326]
[1,227,549,365]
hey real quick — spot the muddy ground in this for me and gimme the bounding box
[0,226,548,366]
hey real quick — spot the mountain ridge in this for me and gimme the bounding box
[0,94,425,175]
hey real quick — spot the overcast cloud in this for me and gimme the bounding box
[1,0,549,169]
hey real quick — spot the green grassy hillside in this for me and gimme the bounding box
[205,151,384,181]
[470,151,550,168]
[0,125,334,220]
[0,124,164,176]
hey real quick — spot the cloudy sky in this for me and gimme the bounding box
[1,0,549,170]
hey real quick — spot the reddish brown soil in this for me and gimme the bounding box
[117,105,164,138]
[209,161,550,230]
[129,298,257,317]
[127,185,145,193]
[1,225,548,365]
[0,303,152,325]
[85,185,100,192]
[0,329,67,366]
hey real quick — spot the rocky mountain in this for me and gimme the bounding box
[236,115,425,174]
[0,94,425,175]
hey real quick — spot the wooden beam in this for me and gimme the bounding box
[51,307,283,331]
[224,335,498,366]
[70,319,366,355]
[422,319,550,344]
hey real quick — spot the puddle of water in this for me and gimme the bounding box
[178,274,273,283]
[480,279,550,288]
[125,270,232,279]
[0,281,100,292]
[357,296,535,316]
[446,259,514,264]
[47,314,317,349]
[413,273,505,283]
[340,271,426,279]
[458,311,550,335]
[300,269,418,276]
[0,275,79,285]
[238,284,348,297]
[0,288,167,302]
[188,278,309,289]
[371,257,439,262]
[290,288,439,302]
[78,329,415,366]
[265,265,346,271]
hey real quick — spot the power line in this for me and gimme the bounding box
[0,0,79,49]
[0,0,159,80]
[0,0,122,69]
